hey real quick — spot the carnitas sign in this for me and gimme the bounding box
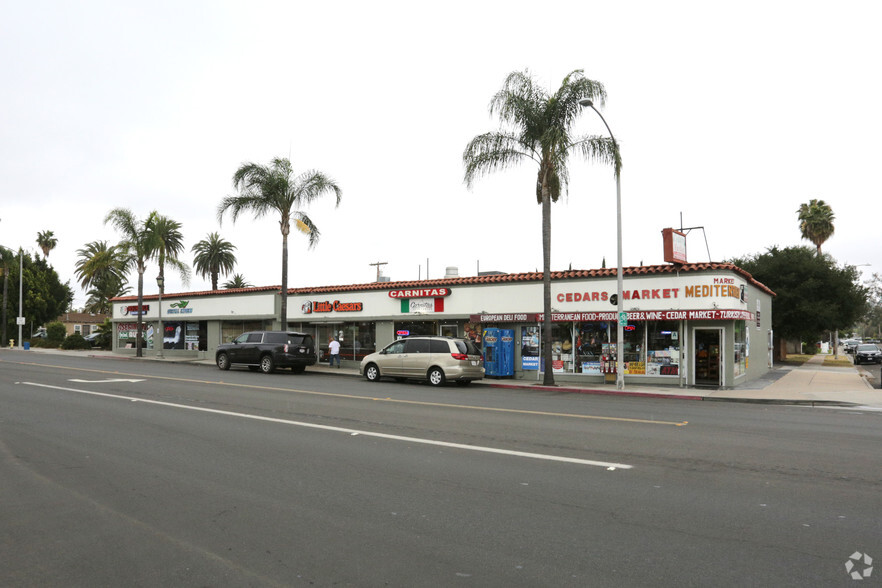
[387,288,451,298]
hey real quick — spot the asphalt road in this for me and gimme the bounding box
[2,353,881,587]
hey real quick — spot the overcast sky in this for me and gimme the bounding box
[2,1,880,309]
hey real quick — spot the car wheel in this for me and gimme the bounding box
[216,353,230,370]
[290,365,305,374]
[260,355,275,374]
[364,363,380,382]
[427,367,446,386]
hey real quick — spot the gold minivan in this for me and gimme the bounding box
[359,336,484,386]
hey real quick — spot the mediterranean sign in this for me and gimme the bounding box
[469,309,754,323]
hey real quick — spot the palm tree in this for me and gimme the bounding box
[104,208,160,357]
[797,199,835,255]
[145,212,191,291]
[222,273,252,289]
[218,157,341,326]
[463,69,616,386]
[36,230,57,258]
[192,232,237,290]
[0,245,13,344]
[74,240,131,314]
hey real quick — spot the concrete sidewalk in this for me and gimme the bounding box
[9,348,882,408]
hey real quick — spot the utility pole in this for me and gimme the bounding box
[369,261,387,282]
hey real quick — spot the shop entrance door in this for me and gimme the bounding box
[693,328,722,386]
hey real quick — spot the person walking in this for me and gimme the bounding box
[328,336,341,368]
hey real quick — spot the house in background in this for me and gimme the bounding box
[55,312,109,337]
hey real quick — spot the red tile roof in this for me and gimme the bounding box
[111,263,774,301]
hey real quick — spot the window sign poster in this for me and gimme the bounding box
[521,326,539,370]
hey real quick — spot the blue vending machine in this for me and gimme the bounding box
[483,328,515,378]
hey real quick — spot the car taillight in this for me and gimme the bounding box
[451,353,469,361]
[283,344,289,352]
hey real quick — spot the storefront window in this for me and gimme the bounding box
[622,322,645,374]
[550,323,574,373]
[317,322,376,362]
[221,320,270,343]
[521,326,540,370]
[394,321,437,339]
[646,321,680,376]
[575,322,607,375]
[734,320,747,377]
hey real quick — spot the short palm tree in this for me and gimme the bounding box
[218,157,341,326]
[104,208,160,357]
[36,230,57,258]
[222,273,252,289]
[797,199,835,255]
[192,232,237,290]
[74,240,131,314]
[463,69,616,385]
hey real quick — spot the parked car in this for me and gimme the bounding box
[842,339,861,354]
[359,336,484,386]
[854,343,882,365]
[215,331,316,374]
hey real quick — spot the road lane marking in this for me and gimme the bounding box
[4,359,687,427]
[68,378,146,383]
[19,381,634,470]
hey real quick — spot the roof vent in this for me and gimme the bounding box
[444,266,459,278]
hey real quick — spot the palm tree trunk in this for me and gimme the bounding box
[2,270,7,344]
[280,232,288,328]
[541,188,555,386]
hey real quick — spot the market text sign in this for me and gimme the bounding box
[471,310,753,322]
[121,305,149,316]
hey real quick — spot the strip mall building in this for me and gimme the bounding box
[111,260,775,389]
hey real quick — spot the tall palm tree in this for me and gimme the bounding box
[218,157,342,326]
[104,208,160,357]
[222,273,252,289]
[797,199,835,255]
[145,212,191,291]
[192,232,237,291]
[74,240,131,314]
[36,230,57,258]
[463,69,616,386]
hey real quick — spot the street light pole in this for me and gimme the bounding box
[156,274,164,359]
[18,248,23,351]
[580,99,625,390]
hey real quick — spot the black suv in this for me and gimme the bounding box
[216,331,316,374]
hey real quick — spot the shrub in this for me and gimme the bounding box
[46,321,67,341]
[60,333,91,350]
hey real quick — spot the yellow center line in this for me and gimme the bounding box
[3,359,688,426]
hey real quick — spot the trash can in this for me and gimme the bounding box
[23,342,30,350]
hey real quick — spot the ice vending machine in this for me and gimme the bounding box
[482,328,514,377]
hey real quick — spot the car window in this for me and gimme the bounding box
[405,339,431,353]
[246,333,263,343]
[264,332,287,344]
[296,335,314,347]
[455,339,481,355]
[857,344,877,351]
[385,341,406,354]
[234,333,250,344]
[429,339,449,353]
